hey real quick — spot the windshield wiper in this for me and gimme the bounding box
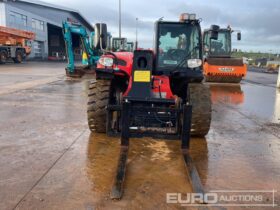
[170,46,200,73]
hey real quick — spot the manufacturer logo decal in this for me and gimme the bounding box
[219,67,234,72]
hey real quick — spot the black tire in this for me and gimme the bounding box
[0,50,7,64]
[189,83,212,137]
[87,80,111,133]
[13,51,23,63]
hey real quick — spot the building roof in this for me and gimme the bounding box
[3,0,94,30]
[19,0,80,13]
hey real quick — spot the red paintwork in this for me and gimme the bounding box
[151,76,175,99]
[98,51,175,99]
[97,52,134,76]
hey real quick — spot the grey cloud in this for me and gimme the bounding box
[168,1,280,51]
[168,2,222,24]
[45,0,280,51]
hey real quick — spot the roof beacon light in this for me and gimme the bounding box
[189,14,196,20]
[179,13,196,21]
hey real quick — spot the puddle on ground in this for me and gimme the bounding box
[209,83,280,124]
[84,133,209,209]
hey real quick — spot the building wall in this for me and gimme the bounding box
[5,3,48,58]
[1,1,92,59]
[0,2,6,26]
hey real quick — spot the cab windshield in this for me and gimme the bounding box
[25,40,32,47]
[205,30,231,56]
[112,38,127,52]
[157,23,201,69]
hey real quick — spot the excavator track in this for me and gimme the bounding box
[205,75,243,83]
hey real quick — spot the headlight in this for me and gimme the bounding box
[187,59,202,68]
[98,57,114,67]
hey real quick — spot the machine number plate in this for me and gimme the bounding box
[134,71,151,82]
[163,60,178,65]
[219,67,234,72]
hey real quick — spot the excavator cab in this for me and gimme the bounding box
[126,42,134,52]
[112,38,127,52]
[24,40,32,55]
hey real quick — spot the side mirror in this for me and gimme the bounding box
[237,32,241,41]
[210,25,220,40]
[94,23,107,50]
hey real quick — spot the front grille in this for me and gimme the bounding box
[131,109,178,128]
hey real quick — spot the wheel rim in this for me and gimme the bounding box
[1,53,6,62]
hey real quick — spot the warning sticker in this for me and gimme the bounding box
[133,71,151,82]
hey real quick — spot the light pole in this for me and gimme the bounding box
[269,49,272,61]
[119,0,121,38]
[277,65,280,88]
[135,17,138,49]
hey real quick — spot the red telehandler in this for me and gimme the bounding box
[82,13,217,200]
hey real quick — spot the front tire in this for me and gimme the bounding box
[0,50,7,64]
[87,80,111,133]
[13,51,23,63]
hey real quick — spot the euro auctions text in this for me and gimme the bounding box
[167,190,278,207]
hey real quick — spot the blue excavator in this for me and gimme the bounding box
[62,21,134,77]
[62,21,107,77]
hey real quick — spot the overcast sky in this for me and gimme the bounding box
[45,0,280,53]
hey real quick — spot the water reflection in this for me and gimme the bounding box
[209,84,244,105]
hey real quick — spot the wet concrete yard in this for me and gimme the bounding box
[0,62,279,210]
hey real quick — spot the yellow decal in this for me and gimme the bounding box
[134,71,151,82]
